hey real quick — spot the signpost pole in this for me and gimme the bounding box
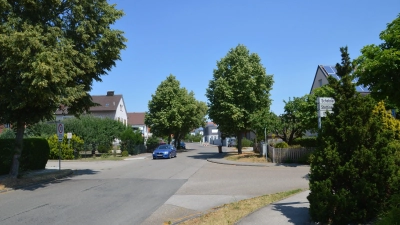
[56,122,64,171]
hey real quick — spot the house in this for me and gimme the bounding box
[127,112,151,140]
[202,122,220,144]
[55,90,128,126]
[310,65,370,95]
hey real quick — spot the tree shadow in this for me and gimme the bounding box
[272,201,311,225]
[1,169,98,192]
[186,152,228,160]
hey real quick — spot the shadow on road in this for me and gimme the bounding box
[186,151,227,160]
[273,201,311,225]
[6,169,99,192]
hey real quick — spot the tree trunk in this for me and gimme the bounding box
[9,121,25,178]
[237,132,242,154]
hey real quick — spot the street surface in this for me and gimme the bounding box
[0,143,309,225]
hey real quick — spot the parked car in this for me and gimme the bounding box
[153,144,177,159]
[179,141,186,149]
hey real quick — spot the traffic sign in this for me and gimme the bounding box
[57,123,64,142]
[67,132,72,139]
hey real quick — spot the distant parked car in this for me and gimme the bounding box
[153,144,177,159]
[179,142,186,149]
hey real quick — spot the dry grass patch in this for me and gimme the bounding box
[177,189,304,225]
[224,152,268,163]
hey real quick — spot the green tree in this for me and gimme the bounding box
[206,44,273,154]
[355,14,400,109]
[173,93,207,149]
[145,75,207,147]
[0,1,126,177]
[308,47,399,224]
[120,128,144,155]
[64,116,126,153]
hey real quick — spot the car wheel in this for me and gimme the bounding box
[153,157,156,160]
[168,153,172,159]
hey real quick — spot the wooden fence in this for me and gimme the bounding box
[267,145,315,163]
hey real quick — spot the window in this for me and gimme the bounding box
[318,79,322,87]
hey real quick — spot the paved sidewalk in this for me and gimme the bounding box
[206,152,312,225]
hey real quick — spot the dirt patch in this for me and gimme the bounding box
[0,169,72,192]
[224,152,269,163]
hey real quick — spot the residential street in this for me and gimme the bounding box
[0,143,309,225]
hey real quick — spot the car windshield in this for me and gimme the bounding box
[158,145,170,149]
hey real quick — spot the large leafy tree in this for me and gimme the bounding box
[173,92,207,149]
[206,44,273,154]
[270,85,335,144]
[355,14,400,109]
[145,75,207,146]
[308,47,399,224]
[0,1,126,177]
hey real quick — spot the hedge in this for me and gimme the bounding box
[0,138,50,175]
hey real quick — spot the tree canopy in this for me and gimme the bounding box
[145,75,207,146]
[355,14,400,109]
[206,44,273,153]
[0,0,127,177]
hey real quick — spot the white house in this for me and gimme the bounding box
[55,90,128,126]
[310,65,370,95]
[127,112,151,140]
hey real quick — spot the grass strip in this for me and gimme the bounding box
[174,188,305,225]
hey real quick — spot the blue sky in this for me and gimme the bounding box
[92,0,400,115]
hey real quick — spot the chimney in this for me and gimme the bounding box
[107,90,114,96]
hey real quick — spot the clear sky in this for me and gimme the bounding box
[91,0,400,115]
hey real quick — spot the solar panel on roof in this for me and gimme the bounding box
[323,66,335,74]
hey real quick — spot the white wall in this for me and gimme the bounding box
[114,98,128,126]
[310,67,329,92]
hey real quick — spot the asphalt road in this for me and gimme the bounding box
[0,143,309,225]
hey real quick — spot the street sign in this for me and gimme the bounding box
[317,97,334,117]
[67,132,72,139]
[57,123,64,142]
[317,97,335,111]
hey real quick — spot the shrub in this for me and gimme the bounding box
[0,138,50,175]
[292,137,317,147]
[146,136,160,152]
[0,129,16,139]
[121,150,129,157]
[20,138,51,171]
[241,137,253,147]
[0,139,15,175]
[47,134,84,160]
[275,142,288,148]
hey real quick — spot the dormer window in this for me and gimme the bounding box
[105,103,109,107]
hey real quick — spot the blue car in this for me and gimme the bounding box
[153,144,177,159]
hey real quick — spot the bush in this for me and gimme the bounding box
[0,139,15,175]
[0,129,16,139]
[275,142,289,148]
[376,194,400,225]
[20,138,51,171]
[241,137,253,147]
[146,136,160,152]
[121,150,129,157]
[0,138,50,175]
[47,134,84,160]
[292,137,317,147]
